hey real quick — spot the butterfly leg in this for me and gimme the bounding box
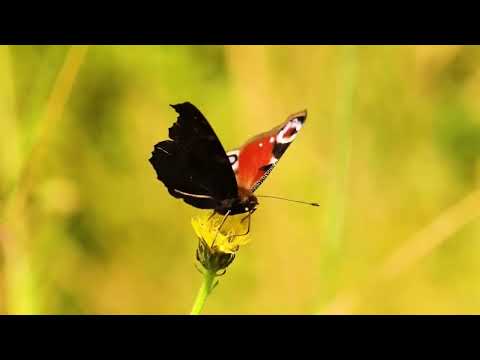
[208,210,217,221]
[212,210,231,247]
[238,214,251,237]
[232,209,255,239]
[241,208,256,223]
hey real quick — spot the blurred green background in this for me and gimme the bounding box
[1,45,480,314]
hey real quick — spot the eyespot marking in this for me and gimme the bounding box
[276,118,302,144]
[228,155,237,164]
[226,149,240,172]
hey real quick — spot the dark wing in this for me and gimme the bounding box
[149,102,238,209]
[226,110,307,193]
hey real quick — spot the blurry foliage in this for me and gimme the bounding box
[435,101,480,185]
[1,45,480,314]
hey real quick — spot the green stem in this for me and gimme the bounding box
[190,270,215,315]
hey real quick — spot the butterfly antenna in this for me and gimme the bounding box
[256,195,320,207]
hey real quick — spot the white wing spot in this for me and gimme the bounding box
[259,142,263,147]
[226,149,240,172]
[269,137,274,143]
[269,156,278,165]
[276,118,302,144]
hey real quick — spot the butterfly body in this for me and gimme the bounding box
[217,188,258,215]
[149,102,306,215]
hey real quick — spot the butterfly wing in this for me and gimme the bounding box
[226,110,307,193]
[149,102,238,209]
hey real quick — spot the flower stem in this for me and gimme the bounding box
[190,269,216,315]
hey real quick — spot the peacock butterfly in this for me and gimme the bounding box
[149,102,307,216]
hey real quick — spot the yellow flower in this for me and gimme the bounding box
[192,212,251,272]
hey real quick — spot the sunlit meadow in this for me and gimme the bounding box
[1,45,480,314]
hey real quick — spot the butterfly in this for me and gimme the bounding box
[149,102,307,217]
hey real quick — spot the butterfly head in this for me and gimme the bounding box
[239,188,259,213]
[217,187,258,215]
